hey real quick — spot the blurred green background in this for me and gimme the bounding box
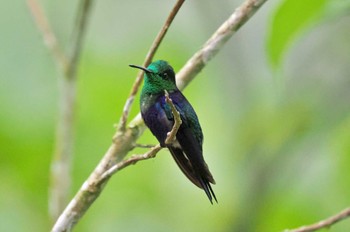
[1,0,350,231]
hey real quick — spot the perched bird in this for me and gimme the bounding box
[129,60,217,203]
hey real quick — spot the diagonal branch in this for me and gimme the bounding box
[27,0,68,71]
[27,0,95,222]
[52,90,182,232]
[176,0,266,90]
[99,145,162,182]
[118,0,185,131]
[285,207,350,232]
[52,0,267,231]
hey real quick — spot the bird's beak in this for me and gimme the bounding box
[129,64,152,73]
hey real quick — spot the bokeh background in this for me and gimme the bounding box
[1,0,350,231]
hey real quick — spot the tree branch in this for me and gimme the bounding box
[65,0,93,79]
[176,0,266,90]
[118,0,185,131]
[49,0,94,222]
[99,145,162,182]
[27,0,95,222]
[285,207,350,232]
[26,0,68,72]
[51,0,267,231]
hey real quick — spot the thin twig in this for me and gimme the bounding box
[134,143,156,148]
[26,0,73,221]
[99,145,162,182]
[26,0,68,71]
[118,0,185,131]
[285,207,350,232]
[164,90,182,145]
[65,0,94,79]
[52,0,267,231]
[38,0,94,222]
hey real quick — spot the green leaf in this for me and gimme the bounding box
[267,0,328,69]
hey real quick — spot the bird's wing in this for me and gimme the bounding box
[165,92,216,203]
[168,146,202,188]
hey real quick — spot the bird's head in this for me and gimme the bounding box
[130,60,177,93]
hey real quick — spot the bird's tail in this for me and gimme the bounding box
[168,147,217,203]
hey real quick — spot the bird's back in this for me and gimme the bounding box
[141,90,216,202]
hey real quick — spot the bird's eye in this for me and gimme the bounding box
[162,72,168,79]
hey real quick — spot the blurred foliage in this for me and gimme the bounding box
[1,0,350,231]
[267,0,350,69]
[266,0,328,68]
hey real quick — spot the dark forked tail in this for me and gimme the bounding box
[168,146,217,204]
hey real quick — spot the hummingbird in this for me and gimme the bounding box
[129,60,217,203]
